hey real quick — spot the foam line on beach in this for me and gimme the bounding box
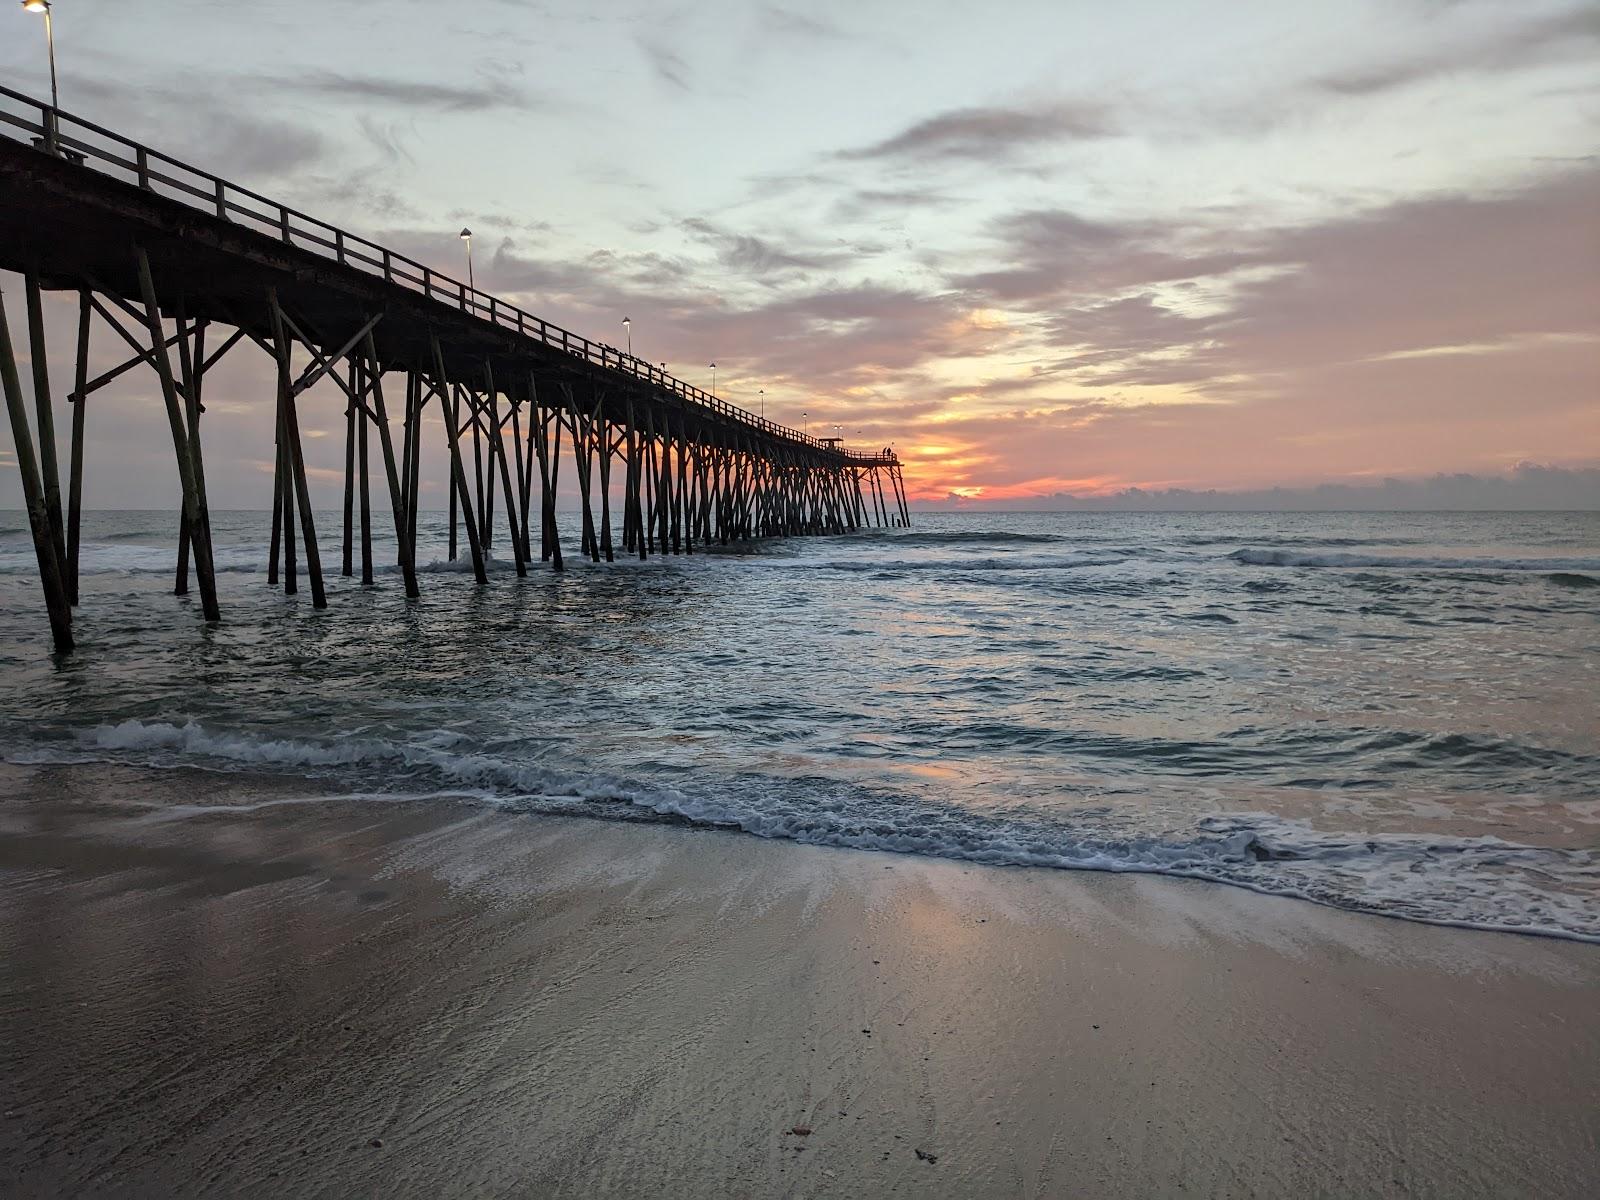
[6,719,1596,944]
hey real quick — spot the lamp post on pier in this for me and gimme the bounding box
[622,316,632,356]
[759,389,765,421]
[709,362,717,396]
[21,1,58,114]
[458,228,474,291]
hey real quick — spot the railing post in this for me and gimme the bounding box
[279,208,291,243]
[335,230,345,264]
[423,267,432,297]
[214,178,226,219]
[136,146,150,189]
[383,250,393,282]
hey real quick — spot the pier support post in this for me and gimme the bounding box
[529,380,563,571]
[0,288,73,650]
[356,358,373,585]
[342,363,356,577]
[265,288,325,608]
[597,419,615,563]
[429,335,487,584]
[66,290,90,605]
[23,276,67,579]
[136,250,220,621]
[484,363,525,578]
[507,393,532,562]
[402,372,424,581]
[171,303,216,601]
[363,335,417,598]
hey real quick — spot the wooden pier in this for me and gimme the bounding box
[0,87,909,650]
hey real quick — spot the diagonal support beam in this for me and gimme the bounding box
[281,311,384,397]
[134,249,220,622]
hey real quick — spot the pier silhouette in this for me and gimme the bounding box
[0,87,910,650]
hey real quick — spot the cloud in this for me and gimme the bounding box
[1315,5,1600,95]
[277,70,535,113]
[200,112,328,177]
[958,164,1600,395]
[838,103,1114,163]
[62,76,330,179]
[830,187,965,224]
[950,210,1256,303]
[681,219,851,277]
[922,464,1600,511]
[355,115,416,165]
[638,38,691,90]
[759,6,847,41]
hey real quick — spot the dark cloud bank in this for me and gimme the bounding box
[925,465,1600,512]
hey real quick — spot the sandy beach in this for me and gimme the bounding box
[1,760,1597,1198]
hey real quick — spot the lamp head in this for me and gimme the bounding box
[23,1,51,13]
[622,316,630,326]
[458,227,472,241]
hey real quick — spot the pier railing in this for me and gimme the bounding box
[0,85,894,465]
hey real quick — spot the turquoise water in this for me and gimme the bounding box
[2,509,1597,939]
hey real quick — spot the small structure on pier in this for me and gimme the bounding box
[0,87,910,651]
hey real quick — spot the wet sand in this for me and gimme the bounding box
[1,761,1597,1198]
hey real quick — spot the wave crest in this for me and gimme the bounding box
[4,719,1594,944]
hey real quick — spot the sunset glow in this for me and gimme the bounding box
[0,0,1595,511]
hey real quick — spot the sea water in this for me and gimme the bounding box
[1,509,1596,940]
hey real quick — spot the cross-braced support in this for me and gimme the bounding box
[136,248,221,621]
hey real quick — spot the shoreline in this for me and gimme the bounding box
[2,761,1598,1197]
[10,728,1596,946]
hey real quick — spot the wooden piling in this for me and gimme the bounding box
[23,275,67,579]
[357,358,373,585]
[429,334,487,584]
[597,418,615,562]
[136,250,221,621]
[342,362,356,577]
[484,362,525,578]
[66,290,89,605]
[0,286,74,650]
[361,334,417,598]
[264,287,325,609]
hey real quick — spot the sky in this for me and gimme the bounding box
[1,0,1597,509]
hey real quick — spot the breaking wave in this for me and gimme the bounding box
[6,718,1595,944]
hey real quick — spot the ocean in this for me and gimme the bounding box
[1,509,1596,940]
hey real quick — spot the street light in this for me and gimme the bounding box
[458,228,474,291]
[803,410,809,437]
[759,388,765,420]
[622,316,632,356]
[709,362,717,395]
[21,1,58,114]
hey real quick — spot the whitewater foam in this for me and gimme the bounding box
[6,718,1594,944]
